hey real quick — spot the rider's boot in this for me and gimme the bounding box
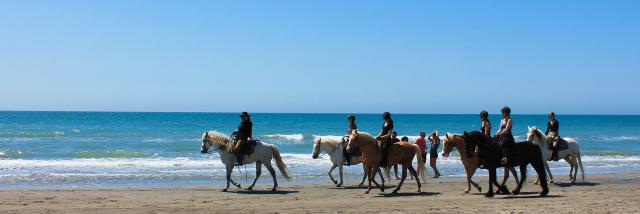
[235,151,244,166]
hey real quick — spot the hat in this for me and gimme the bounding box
[240,112,251,117]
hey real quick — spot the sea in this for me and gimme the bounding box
[1,111,639,188]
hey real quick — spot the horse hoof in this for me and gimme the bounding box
[391,190,398,194]
[512,190,520,195]
[549,180,554,184]
[336,184,342,187]
[485,192,494,197]
[222,188,228,192]
[478,187,482,192]
[246,187,253,191]
[534,181,539,185]
[417,189,421,193]
[540,190,549,197]
[333,180,338,185]
[364,190,370,194]
[464,190,470,194]
[271,188,277,192]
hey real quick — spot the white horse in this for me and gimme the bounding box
[311,137,386,187]
[527,126,585,183]
[201,131,292,191]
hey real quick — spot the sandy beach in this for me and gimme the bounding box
[1,172,638,213]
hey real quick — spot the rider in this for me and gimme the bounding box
[344,114,358,166]
[467,110,492,158]
[546,112,561,161]
[234,112,253,166]
[376,112,394,167]
[494,107,514,165]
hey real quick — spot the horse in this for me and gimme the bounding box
[442,133,520,193]
[346,131,426,194]
[201,131,292,192]
[311,137,386,187]
[462,131,549,197]
[527,126,585,183]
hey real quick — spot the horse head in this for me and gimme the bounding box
[527,126,544,145]
[312,137,322,159]
[200,130,231,154]
[346,130,360,153]
[442,133,456,157]
[201,131,213,154]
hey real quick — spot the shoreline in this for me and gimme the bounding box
[1,171,638,213]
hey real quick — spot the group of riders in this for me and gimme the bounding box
[229,108,563,167]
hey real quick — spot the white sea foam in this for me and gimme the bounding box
[262,134,304,141]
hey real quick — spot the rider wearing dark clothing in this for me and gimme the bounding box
[376,112,394,167]
[546,112,561,161]
[344,114,357,166]
[495,107,515,166]
[234,112,253,166]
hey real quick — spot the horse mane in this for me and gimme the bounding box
[315,137,340,150]
[529,126,546,143]
[203,131,234,152]
[354,131,376,142]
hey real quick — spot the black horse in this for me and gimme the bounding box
[463,131,549,197]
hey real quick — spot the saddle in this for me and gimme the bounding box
[238,140,259,155]
[548,138,568,151]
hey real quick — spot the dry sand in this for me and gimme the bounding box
[1,172,639,213]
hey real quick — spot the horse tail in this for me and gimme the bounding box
[577,147,585,182]
[271,145,293,181]
[413,144,427,183]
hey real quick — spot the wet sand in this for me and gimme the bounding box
[1,172,639,213]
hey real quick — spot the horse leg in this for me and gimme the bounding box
[247,161,262,190]
[512,165,527,195]
[532,155,549,196]
[407,164,421,192]
[566,157,574,181]
[364,164,372,194]
[338,164,344,187]
[510,167,520,184]
[570,156,578,183]
[392,164,408,194]
[485,168,496,197]
[358,164,367,187]
[370,167,384,192]
[328,164,338,185]
[223,165,233,192]
[499,168,510,191]
[264,162,278,191]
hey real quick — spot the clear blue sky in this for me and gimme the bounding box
[1,1,638,114]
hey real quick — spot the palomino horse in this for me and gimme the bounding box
[527,126,585,183]
[201,131,292,192]
[346,131,426,194]
[463,131,549,197]
[442,133,520,193]
[311,137,386,187]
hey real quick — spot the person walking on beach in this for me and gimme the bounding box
[494,107,514,165]
[414,132,427,164]
[391,131,401,179]
[546,112,561,161]
[344,114,358,165]
[376,112,394,167]
[427,131,442,178]
[233,112,253,166]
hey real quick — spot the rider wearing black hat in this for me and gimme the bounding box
[234,112,253,166]
[344,114,358,166]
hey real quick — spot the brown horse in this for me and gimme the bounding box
[346,131,426,194]
[442,133,519,193]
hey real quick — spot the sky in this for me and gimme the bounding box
[0,0,639,114]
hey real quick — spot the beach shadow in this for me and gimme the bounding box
[330,185,397,190]
[554,182,600,188]
[376,192,440,198]
[230,190,298,195]
[498,194,564,199]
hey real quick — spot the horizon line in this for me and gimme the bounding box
[1,110,638,116]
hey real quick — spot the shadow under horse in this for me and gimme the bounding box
[463,131,549,197]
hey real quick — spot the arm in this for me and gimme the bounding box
[545,121,550,135]
[503,119,513,135]
[495,120,504,136]
[484,122,491,135]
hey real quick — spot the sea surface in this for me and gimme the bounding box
[1,111,639,188]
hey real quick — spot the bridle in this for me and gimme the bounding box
[313,140,340,159]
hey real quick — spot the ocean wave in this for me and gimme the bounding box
[0,131,65,138]
[74,150,159,159]
[598,136,640,142]
[261,134,304,141]
[0,150,27,159]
